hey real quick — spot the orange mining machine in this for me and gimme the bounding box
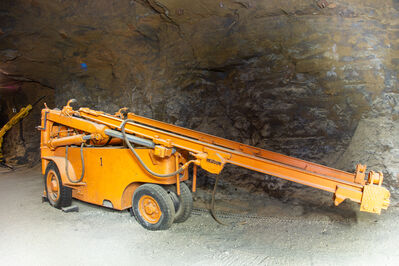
[40,100,390,230]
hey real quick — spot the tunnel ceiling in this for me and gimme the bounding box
[1,0,398,199]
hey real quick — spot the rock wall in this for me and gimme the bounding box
[1,0,398,199]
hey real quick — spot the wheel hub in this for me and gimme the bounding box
[139,195,162,223]
[46,170,60,201]
[144,203,156,214]
[51,180,58,191]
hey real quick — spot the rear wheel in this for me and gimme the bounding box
[132,184,175,230]
[44,161,72,208]
[165,182,193,223]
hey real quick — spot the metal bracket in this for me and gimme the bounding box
[36,111,48,131]
[61,205,79,213]
[354,164,366,185]
[41,194,48,203]
[360,185,390,214]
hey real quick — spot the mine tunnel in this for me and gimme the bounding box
[1,0,398,264]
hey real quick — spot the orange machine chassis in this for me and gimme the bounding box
[39,100,390,228]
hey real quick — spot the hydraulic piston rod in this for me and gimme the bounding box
[104,129,155,148]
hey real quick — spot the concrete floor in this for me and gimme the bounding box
[1,166,399,266]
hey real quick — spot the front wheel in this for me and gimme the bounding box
[44,161,72,208]
[132,184,175,230]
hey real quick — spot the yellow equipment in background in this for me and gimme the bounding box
[0,104,32,164]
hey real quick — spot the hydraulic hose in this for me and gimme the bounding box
[210,174,227,225]
[120,119,196,178]
[122,120,233,225]
[65,143,85,183]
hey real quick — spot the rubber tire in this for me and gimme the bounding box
[165,182,193,223]
[44,161,72,209]
[132,184,175,231]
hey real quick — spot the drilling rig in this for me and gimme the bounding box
[39,100,390,230]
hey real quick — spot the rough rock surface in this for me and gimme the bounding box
[1,0,398,200]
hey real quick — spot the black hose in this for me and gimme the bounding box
[121,119,237,225]
[120,119,191,178]
[210,174,227,225]
[65,143,85,183]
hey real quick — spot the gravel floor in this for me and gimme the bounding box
[1,166,398,266]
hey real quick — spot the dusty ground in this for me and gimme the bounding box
[1,166,398,266]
